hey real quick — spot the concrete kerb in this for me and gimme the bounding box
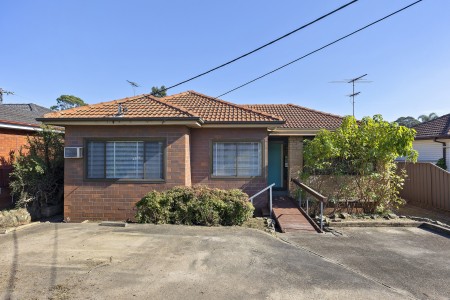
[328,221,450,236]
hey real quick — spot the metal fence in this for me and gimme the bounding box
[399,162,450,212]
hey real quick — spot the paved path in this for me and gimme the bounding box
[273,196,317,233]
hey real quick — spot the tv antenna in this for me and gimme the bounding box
[0,88,14,104]
[330,74,372,117]
[126,80,140,96]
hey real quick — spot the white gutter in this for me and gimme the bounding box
[0,122,41,132]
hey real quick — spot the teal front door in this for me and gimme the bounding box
[268,142,283,188]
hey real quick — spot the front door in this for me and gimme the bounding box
[268,142,283,189]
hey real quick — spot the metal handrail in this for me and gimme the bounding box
[249,183,275,218]
[291,178,327,232]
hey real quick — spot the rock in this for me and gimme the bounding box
[387,213,398,219]
[340,212,350,219]
[399,215,406,219]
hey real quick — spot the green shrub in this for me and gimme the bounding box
[135,186,254,226]
[436,158,447,170]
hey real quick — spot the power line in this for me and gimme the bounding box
[215,0,423,99]
[155,0,359,94]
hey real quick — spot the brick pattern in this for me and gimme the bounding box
[0,128,31,210]
[64,125,191,222]
[190,128,269,211]
[288,136,303,193]
[0,128,30,164]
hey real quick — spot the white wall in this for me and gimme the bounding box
[412,139,450,171]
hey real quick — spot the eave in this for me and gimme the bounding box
[268,128,335,136]
[37,117,204,128]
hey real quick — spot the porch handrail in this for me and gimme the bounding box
[291,178,327,232]
[249,183,275,218]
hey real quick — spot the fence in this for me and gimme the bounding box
[399,162,450,212]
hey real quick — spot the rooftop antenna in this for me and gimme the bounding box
[126,80,140,96]
[330,74,371,117]
[0,88,14,104]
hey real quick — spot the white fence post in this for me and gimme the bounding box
[269,186,272,218]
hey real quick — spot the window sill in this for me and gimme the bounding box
[83,178,166,184]
[210,175,263,180]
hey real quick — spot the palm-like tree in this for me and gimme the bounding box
[418,113,439,123]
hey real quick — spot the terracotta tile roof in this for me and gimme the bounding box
[242,104,344,129]
[161,91,283,123]
[42,94,198,120]
[413,113,450,139]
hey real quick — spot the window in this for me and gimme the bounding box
[212,142,262,177]
[86,140,164,180]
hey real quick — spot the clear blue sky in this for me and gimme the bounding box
[1,0,449,121]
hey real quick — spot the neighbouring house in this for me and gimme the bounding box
[409,113,450,171]
[0,103,53,209]
[39,91,344,221]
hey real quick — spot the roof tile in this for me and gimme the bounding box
[412,114,450,138]
[242,104,344,129]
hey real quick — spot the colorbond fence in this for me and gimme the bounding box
[399,162,450,212]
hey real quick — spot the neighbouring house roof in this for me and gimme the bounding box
[0,103,53,130]
[40,91,284,126]
[242,104,344,132]
[413,113,450,139]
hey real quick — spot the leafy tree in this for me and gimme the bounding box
[151,86,167,98]
[51,95,87,111]
[418,112,439,123]
[9,127,64,218]
[394,116,420,128]
[303,115,417,214]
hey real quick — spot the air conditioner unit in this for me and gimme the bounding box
[64,147,83,158]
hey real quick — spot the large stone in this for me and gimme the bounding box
[0,208,32,228]
[340,212,350,219]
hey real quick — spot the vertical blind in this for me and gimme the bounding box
[212,142,261,177]
[87,140,163,180]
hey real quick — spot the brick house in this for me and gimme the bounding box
[0,103,53,209]
[39,91,343,221]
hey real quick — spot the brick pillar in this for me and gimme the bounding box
[288,136,303,193]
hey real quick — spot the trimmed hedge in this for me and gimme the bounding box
[135,186,254,226]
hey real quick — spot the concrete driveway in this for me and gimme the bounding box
[0,223,448,299]
[284,227,450,300]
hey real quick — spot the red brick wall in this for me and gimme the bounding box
[0,128,31,209]
[0,128,30,164]
[190,128,269,211]
[64,125,191,222]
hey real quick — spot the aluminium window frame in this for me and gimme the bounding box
[209,139,264,180]
[83,137,167,183]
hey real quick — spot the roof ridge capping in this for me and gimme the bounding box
[186,90,284,122]
[146,94,200,119]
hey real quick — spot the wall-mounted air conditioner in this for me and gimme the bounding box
[64,147,83,158]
